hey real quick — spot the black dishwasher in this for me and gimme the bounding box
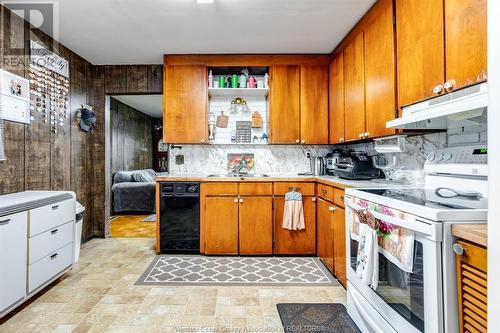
[159,182,200,254]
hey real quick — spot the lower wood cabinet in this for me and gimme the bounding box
[273,196,316,255]
[455,240,487,333]
[204,196,239,255]
[317,198,334,272]
[239,196,273,255]
[333,206,346,287]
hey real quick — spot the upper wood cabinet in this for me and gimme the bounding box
[343,32,366,142]
[329,53,345,144]
[164,65,207,143]
[364,0,396,138]
[445,0,487,89]
[396,0,445,107]
[300,65,329,144]
[269,65,300,144]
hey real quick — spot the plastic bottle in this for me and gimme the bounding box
[208,70,213,88]
[264,73,269,88]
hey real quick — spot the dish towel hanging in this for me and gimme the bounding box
[282,190,305,230]
[355,222,379,290]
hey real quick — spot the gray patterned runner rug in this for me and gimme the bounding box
[136,256,338,286]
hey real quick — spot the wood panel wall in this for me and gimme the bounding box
[110,97,154,174]
[0,5,163,240]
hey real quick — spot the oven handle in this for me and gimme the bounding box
[345,197,435,238]
[350,287,395,333]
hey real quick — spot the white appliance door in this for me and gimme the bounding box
[345,196,443,333]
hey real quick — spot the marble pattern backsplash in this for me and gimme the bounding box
[169,145,331,175]
[168,132,447,185]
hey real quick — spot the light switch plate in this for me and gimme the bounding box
[175,154,184,165]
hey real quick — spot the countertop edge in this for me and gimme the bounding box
[452,224,487,248]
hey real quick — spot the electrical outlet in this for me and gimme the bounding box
[175,154,184,165]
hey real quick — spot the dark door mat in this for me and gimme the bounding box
[277,303,361,333]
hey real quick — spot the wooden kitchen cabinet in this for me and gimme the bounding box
[269,65,300,144]
[317,198,334,273]
[329,53,345,144]
[239,196,273,255]
[300,65,329,144]
[343,33,366,142]
[396,0,445,107]
[333,206,346,287]
[164,65,208,143]
[455,240,487,333]
[204,196,239,254]
[273,196,317,255]
[445,0,487,89]
[364,0,396,138]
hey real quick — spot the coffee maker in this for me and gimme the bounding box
[326,149,344,176]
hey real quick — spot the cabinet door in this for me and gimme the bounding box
[0,212,27,313]
[239,196,273,255]
[333,207,346,287]
[300,66,329,144]
[396,0,444,107]
[273,196,316,255]
[445,0,487,89]
[269,65,300,144]
[329,53,345,144]
[344,33,366,142]
[317,198,334,273]
[164,65,207,143]
[204,196,239,254]
[364,0,396,138]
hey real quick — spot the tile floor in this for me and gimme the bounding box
[0,238,346,333]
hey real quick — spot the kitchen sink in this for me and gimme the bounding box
[207,174,270,178]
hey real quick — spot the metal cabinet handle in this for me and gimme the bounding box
[433,84,444,94]
[52,205,59,210]
[301,139,306,144]
[311,197,316,202]
[339,138,344,143]
[234,198,238,203]
[444,79,456,91]
[201,139,205,143]
[51,229,58,235]
[50,253,58,260]
[453,243,465,255]
[358,133,363,138]
[0,219,11,225]
[295,139,300,144]
[329,206,336,212]
[364,132,369,138]
[239,198,244,203]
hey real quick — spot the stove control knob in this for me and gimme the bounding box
[443,153,452,161]
[435,153,444,161]
[428,153,436,162]
[453,243,465,256]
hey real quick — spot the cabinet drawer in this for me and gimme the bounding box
[239,182,272,196]
[28,242,73,293]
[203,183,238,196]
[458,240,487,272]
[333,188,345,208]
[29,199,74,237]
[29,221,73,265]
[274,182,315,196]
[317,184,334,202]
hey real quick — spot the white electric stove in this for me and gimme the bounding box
[344,145,488,333]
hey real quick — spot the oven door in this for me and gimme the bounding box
[345,195,443,333]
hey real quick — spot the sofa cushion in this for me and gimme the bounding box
[114,171,135,184]
[133,170,154,183]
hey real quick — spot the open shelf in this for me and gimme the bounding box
[208,88,269,98]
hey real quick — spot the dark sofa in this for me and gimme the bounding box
[112,169,166,213]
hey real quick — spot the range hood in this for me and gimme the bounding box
[386,82,488,129]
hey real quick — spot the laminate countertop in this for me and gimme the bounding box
[452,224,487,248]
[155,174,405,190]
